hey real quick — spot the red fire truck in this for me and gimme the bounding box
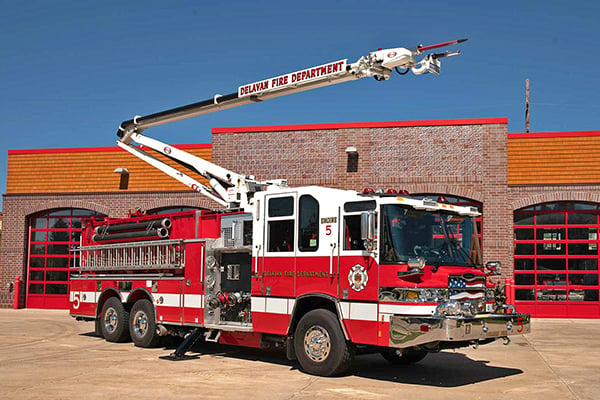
[70,40,530,376]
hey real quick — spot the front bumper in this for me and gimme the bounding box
[389,312,530,348]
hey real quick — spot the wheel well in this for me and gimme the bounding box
[127,288,153,305]
[96,288,154,320]
[96,288,121,318]
[288,295,339,336]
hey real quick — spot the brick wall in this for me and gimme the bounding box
[213,120,512,277]
[15,119,599,309]
[0,191,218,308]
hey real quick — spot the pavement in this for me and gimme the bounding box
[0,309,598,400]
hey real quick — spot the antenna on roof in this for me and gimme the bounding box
[525,79,530,133]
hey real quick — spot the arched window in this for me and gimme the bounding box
[146,206,203,215]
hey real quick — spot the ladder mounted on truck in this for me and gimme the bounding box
[77,239,185,272]
[115,39,468,211]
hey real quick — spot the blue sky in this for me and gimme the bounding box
[1,0,599,209]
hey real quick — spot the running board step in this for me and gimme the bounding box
[204,329,221,343]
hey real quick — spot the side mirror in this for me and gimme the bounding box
[485,261,501,276]
[361,212,375,240]
[360,212,376,251]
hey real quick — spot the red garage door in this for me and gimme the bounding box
[27,208,105,309]
[514,202,600,318]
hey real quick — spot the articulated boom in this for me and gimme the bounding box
[116,39,468,209]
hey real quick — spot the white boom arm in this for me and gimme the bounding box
[116,39,468,210]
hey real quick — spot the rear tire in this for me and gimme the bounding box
[129,299,160,348]
[294,309,353,376]
[100,297,130,342]
[380,347,427,365]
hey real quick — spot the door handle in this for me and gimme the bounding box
[329,243,337,276]
[254,244,262,274]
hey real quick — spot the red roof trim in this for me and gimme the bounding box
[8,143,212,155]
[508,131,600,139]
[212,118,508,134]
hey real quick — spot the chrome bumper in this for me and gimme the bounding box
[389,312,531,348]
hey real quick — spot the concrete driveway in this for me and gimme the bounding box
[0,309,598,399]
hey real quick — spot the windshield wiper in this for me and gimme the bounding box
[447,236,472,264]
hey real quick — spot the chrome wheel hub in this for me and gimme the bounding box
[104,307,118,333]
[132,310,148,338]
[303,325,331,362]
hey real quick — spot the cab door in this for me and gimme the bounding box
[251,193,297,334]
[337,201,379,345]
[261,193,297,298]
[295,194,338,298]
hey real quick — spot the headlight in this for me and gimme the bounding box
[380,287,449,302]
[418,288,448,302]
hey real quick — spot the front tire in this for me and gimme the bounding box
[129,299,160,348]
[100,297,130,342]
[294,309,353,376]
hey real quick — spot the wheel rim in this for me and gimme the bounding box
[132,310,149,338]
[303,325,331,362]
[103,307,118,333]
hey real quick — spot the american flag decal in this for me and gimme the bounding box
[449,275,485,300]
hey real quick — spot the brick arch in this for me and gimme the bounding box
[25,200,110,217]
[135,197,217,212]
[512,192,600,211]
[404,185,483,204]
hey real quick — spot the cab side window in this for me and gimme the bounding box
[342,201,375,251]
[267,196,294,252]
[344,215,364,250]
[299,195,319,252]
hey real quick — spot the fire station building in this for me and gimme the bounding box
[2,117,599,318]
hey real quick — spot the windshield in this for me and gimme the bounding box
[380,204,482,266]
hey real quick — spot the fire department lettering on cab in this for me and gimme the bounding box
[71,39,529,377]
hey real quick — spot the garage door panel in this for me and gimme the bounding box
[513,201,600,318]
